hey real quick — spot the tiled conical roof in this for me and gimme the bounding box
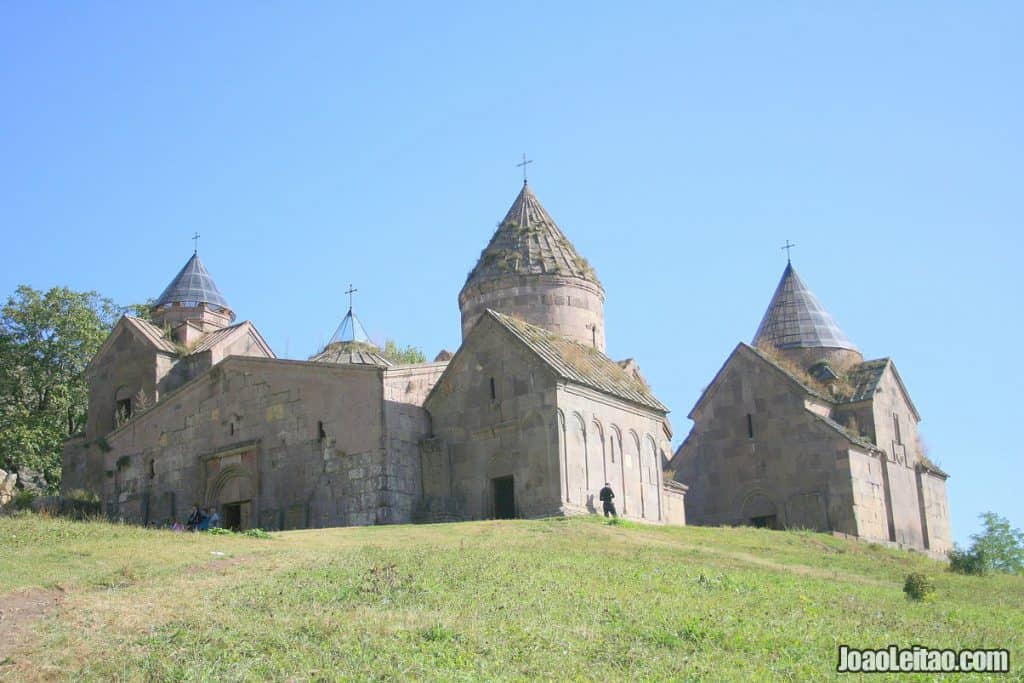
[154,253,232,312]
[752,263,858,351]
[463,183,600,287]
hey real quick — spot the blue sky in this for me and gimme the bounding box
[1,3,1020,545]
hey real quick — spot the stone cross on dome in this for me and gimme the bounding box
[345,284,358,312]
[781,240,796,264]
[516,153,533,184]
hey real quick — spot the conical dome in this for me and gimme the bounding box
[153,253,233,316]
[458,183,607,351]
[463,182,601,287]
[753,263,862,370]
[150,252,235,333]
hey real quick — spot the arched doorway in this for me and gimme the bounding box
[206,465,254,530]
[742,492,780,530]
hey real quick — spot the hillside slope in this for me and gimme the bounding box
[0,514,1020,681]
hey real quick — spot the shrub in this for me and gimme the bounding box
[244,528,272,539]
[948,546,988,576]
[12,489,37,510]
[903,573,935,601]
[207,527,234,536]
[65,488,99,503]
[971,512,1024,574]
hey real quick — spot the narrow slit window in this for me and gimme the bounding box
[893,413,902,445]
[489,377,496,401]
[747,413,754,439]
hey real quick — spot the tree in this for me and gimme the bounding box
[122,299,155,322]
[970,512,1024,574]
[381,339,427,365]
[0,285,120,490]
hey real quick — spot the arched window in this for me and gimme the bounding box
[114,386,134,428]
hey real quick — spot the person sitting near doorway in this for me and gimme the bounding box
[599,483,617,518]
[186,505,201,531]
[196,507,212,531]
[207,506,221,529]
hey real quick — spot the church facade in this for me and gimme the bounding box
[669,263,952,555]
[62,182,685,529]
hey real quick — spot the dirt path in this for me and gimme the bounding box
[0,587,63,662]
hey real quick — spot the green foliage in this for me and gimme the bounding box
[0,285,120,490]
[121,299,155,322]
[969,511,1024,574]
[381,339,427,365]
[207,527,234,536]
[948,546,989,576]
[65,488,100,504]
[11,488,37,510]
[903,572,935,601]
[244,528,273,539]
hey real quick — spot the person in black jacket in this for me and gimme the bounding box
[598,483,617,518]
[186,505,202,531]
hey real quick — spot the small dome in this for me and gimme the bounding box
[310,341,392,367]
[153,253,234,320]
[312,299,391,366]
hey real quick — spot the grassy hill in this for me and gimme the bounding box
[0,513,1020,681]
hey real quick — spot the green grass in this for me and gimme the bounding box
[1,512,1021,681]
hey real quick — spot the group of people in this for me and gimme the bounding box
[170,505,221,532]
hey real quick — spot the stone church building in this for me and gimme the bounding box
[62,182,686,529]
[668,263,952,554]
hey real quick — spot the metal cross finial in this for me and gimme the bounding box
[192,232,200,254]
[345,284,358,311]
[781,240,796,264]
[516,153,533,184]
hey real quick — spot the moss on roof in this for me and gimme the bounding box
[488,310,666,412]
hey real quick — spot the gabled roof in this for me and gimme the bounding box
[154,253,233,316]
[462,183,601,289]
[841,357,921,421]
[123,316,177,353]
[188,321,275,358]
[84,315,176,374]
[845,359,889,402]
[487,310,666,412]
[687,343,828,419]
[753,263,857,352]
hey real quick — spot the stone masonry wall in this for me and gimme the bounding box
[555,384,671,523]
[101,357,389,529]
[459,274,606,352]
[423,315,563,521]
[673,348,872,533]
[918,470,952,554]
[868,365,937,549]
[382,362,448,523]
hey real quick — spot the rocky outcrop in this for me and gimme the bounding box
[0,469,16,506]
